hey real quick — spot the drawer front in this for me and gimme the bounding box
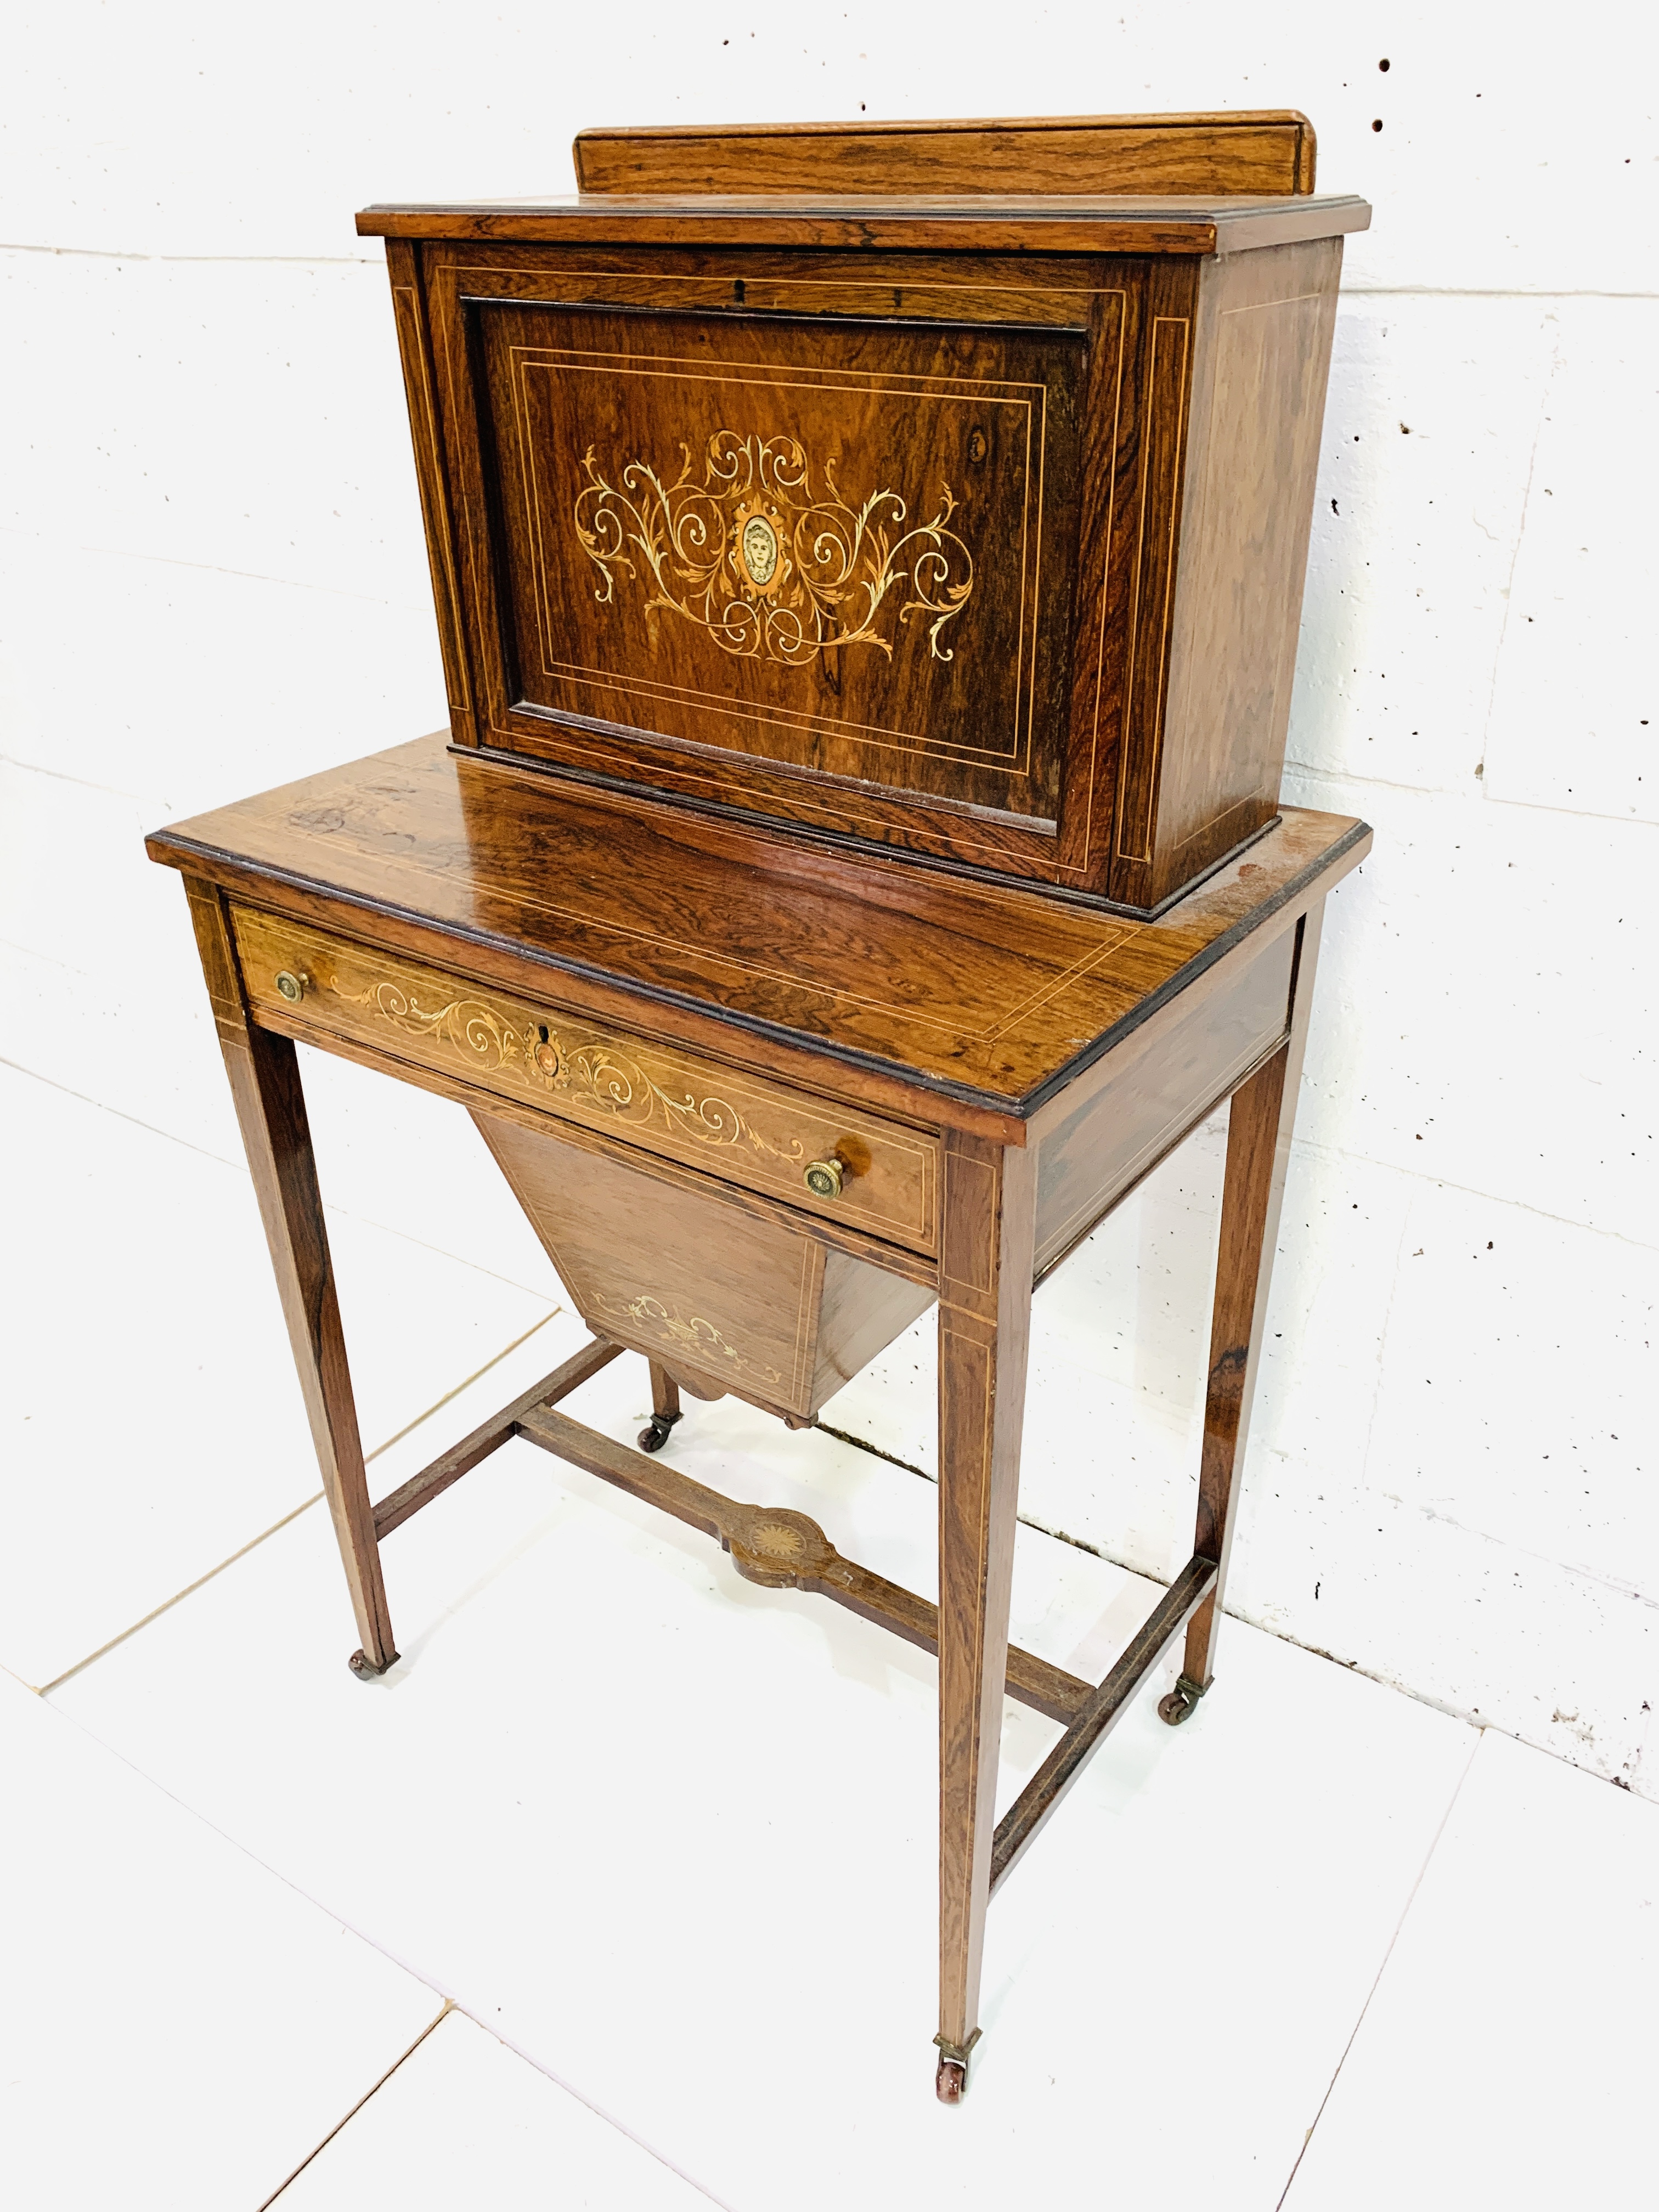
[232,905,940,1254]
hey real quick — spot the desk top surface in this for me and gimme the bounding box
[149,736,1368,1125]
[354,191,1370,259]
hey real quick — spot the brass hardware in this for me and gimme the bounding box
[804,1157,846,1200]
[1157,1672,1210,1726]
[274,969,308,1003]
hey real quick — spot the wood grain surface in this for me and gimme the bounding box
[183,878,397,1673]
[1115,236,1344,908]
[385,238,474,748]
[372,1335,624,1540]
[362,112,1363,913]
[1180,907,1326,1691]
[572,112,1319,200]
[355,195,1371,259]
[1032,919,1295,1277]
[475,298,1082,821]
[421,243,1113,886]
[400,217,1355,909]
[990,1552,1218,1891]
[514,1402,1090,1720]
[935,1130,1037,2063]
[147,733,1369,1124]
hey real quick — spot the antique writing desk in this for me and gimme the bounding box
[149,114,1371,2100]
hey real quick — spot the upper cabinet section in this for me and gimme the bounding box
[364,115,1366,915]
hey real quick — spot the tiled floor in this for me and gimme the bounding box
[4,1060,1655,2208]
[272,2012,712,2209]
[0,1063,565,1690]
[1281,1726,1659,2210]
[0,1666,442,2210]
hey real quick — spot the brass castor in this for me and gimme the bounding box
[347,1647,398,1680]
[637,1411,681,1454]
[1158,1673,1207,1726]
[935,2056,967,2104]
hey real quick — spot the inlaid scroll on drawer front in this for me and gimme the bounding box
[230,906,940,1255]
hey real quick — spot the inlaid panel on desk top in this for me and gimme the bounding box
[146,733,1368,1119]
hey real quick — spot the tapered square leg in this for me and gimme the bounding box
[183,877,398,1675]
[934,1131,1037,2100]
[1164,907,1325,1722]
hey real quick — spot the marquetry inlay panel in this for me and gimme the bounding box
[472,297,1085,822]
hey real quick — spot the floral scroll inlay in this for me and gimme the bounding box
[599,1293,785,1390]
[327,972,807,1171]
[573,430,975,668]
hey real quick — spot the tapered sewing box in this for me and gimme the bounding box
[357,110,1365,916]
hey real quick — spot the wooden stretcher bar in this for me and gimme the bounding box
[371,1332,1215,1880]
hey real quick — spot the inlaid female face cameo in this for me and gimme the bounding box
[739,512,780,588]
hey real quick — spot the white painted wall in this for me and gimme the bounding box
[4,7,1653,1788]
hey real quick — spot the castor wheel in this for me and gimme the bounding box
[347,1647,398,1680]
[1158,1672,1207,1725]
[933,2028,978,2098]
[637,1412,680,1453]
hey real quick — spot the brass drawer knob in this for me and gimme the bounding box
[274,969,309,1003]
[804,1157,845,1200]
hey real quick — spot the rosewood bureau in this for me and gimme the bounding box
[149,114,1372,2101]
